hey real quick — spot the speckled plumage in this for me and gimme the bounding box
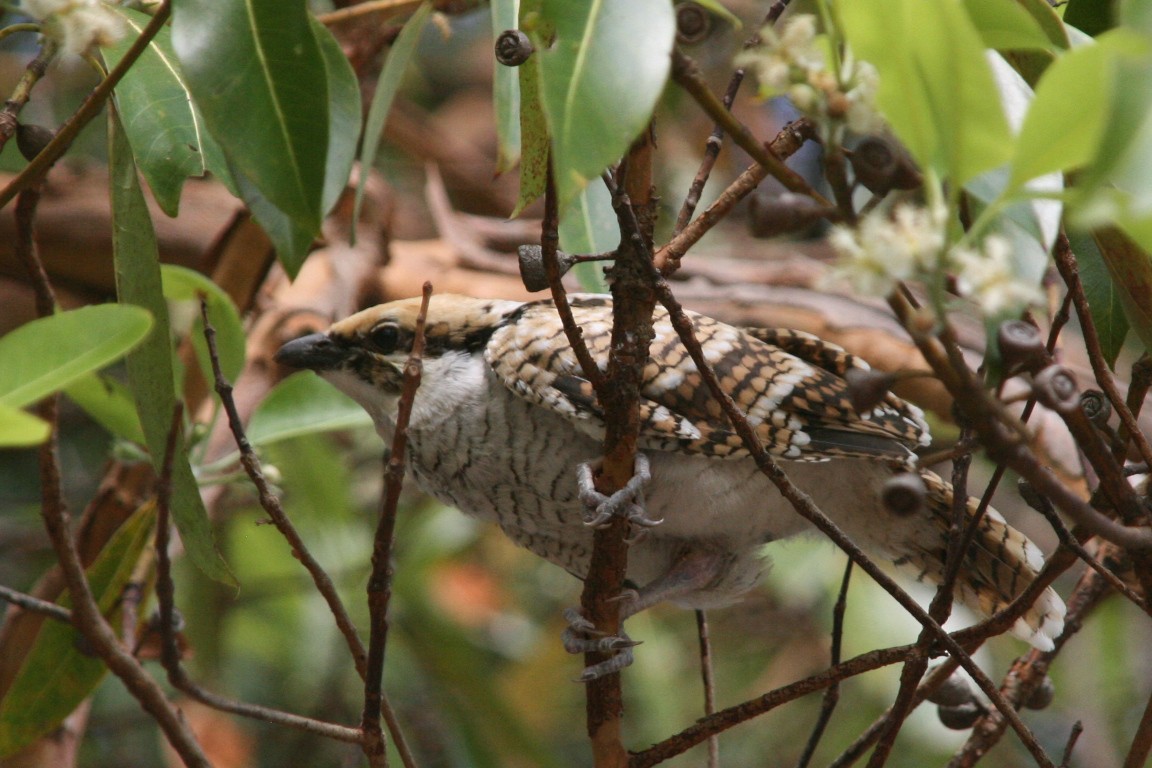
[276,294,1065,651]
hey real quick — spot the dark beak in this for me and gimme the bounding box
[275,333,345,371]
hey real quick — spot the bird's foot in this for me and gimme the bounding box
[577,453,661,536]
[561,605,642,682]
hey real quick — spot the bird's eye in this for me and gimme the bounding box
[366,323,400,354]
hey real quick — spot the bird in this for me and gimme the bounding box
[275,293,1066,674]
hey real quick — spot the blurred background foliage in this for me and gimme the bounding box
[1,0,1151,766]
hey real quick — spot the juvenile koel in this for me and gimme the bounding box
[276,294,1066,671]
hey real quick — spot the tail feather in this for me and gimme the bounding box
[895,471,1066,651]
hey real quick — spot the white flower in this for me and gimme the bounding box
[950,236,1044,316]
[844,61,882,134]
[826,204,947,298]
[22,0,125,56]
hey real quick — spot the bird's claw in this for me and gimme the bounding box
[577,454,661,532]
[561,606,642,681]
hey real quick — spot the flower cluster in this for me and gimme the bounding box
[951,236,1045,317]
[828,205,1044,317]
[736,14,883,135]
[22,0,125,56]
[828,204,946,297]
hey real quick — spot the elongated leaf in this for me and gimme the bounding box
[353,2,433,231]
[0,404,50,447]
[1069,230,1130,367]
[963,0,1056,51]
[839,0,1013,186]
[1093,227,1152,354]
[511,44,549,216]
[0,503,155,757]
[64,373,146,445]
[103,7,231,216]
[531,0,675,212]
[160,264,245,384]
[314,18,361,219]
[171,0,328,233]
[247,371,372,447]
[1009,40,1113,189]
[0,305,151,408]
[492,0,522,174]
[558,183,616,292]
[109,107,232,585]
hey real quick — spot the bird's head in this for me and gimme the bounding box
[275,294,524,431]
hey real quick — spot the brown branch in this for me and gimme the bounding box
[361,282,433,767]
[631,643,918,766]
[0,37,59,154]
[580,147,659,767]
[694,610,719,768]
[888,292,1152,551]
[153,407,364,746]
[670,49,831,207]
[656,118,820,274]
[0,584,72,624]
[652,278,1054,767]
[20,179,209,766]
[795,559,852,768]
[200,299,370,678]
[947,547,1115,767]
[1054,231,1152,471]
[1123,688,1152,768]
[0,2,172,211]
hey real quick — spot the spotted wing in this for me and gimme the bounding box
[486,296,929,462]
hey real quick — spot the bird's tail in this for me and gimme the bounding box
[890,470,1066,651]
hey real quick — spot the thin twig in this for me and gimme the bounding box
[0,584,72,623]
[316,0,421,25]
[361,282,433,767]
[1059,721,1083,768]
[670,49,831,207]
[657,118,820,274]
[631,643,919,766]
[947,550,1115,767]
[153,407,364,746]
[1123,681,1152,768]
[200,299,370,677]
[0,36,58,153]
[795,559,852,768]
[653,278,1055,767]
[0,2,171,211]
[695,610,719,768]
[1054,231,1152,472]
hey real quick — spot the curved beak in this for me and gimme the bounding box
[275,333,345,371]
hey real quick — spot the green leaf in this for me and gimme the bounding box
[1065,0,1116,36]
[0,503,155,757]
[247,371,372,447]
[0,404,50,447]
[1092,226,1152,354]
[109,107,233,585]
[839,0,1013,186]
[353,2,433,232]
[0,305,152,408]
[103,8,230,216]
[963,0,1058,51]
[531,0,675,212]
[64,374,146,445]
[685,0,742,32]
[558,183,616,292]
[511,43,549,216]
[160,264,246,385]
[171,0,328,234]
[1009,40,1112,189]
[314,18,361,219]
[1069,230,1131,367]
[492,0,522,174]
[1067,30,1152,236]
